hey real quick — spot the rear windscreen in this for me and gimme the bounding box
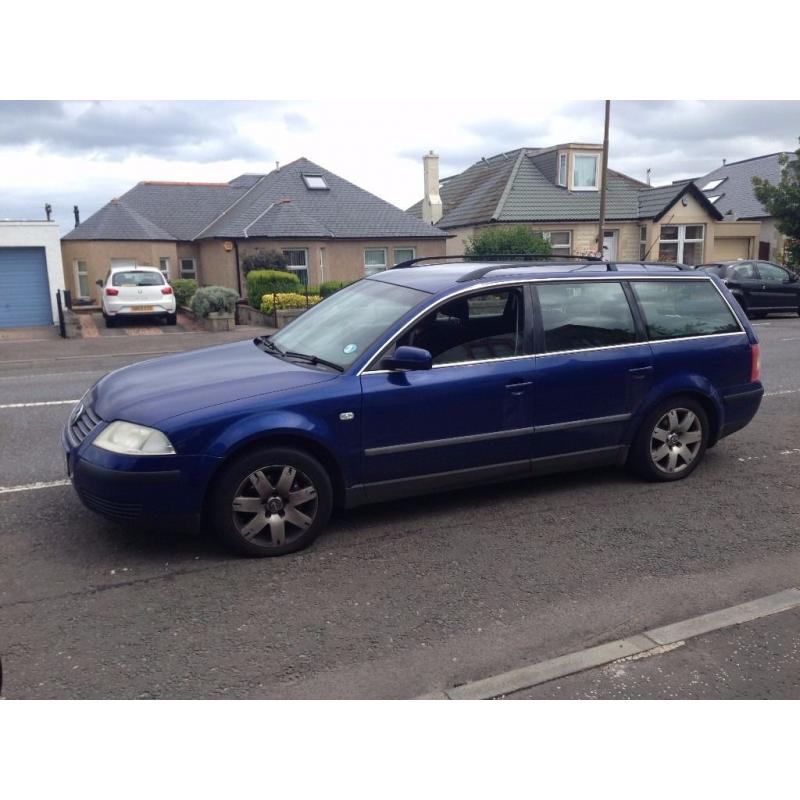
[631,280,741,340]
[112,271,165,287]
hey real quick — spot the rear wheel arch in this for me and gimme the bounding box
[634,389,722,448]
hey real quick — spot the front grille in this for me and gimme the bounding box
[77,487,142,520]
[68,402,101,447]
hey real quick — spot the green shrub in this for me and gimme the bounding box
[190,286,239,317]
[171,278,197,308]
[319,280,355,298]
[246,269,300,308]
[241,249,288,275]
[260,292,322,315]
[464,225,553,257]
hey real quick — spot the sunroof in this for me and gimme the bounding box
[303,174,328,190]
[701,178,725,191]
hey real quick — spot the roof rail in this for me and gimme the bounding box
[392,253,603,269]
[456,259,693,282]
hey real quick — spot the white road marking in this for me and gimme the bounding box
[780,337,800,342]
[0,399,79,409]
[0,479,71,495]
[764,388,800,397]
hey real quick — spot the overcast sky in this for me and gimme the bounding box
[1,100,799,231]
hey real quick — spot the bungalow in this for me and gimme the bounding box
[61,157,448,303]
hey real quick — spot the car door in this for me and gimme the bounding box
[358,286,535,499]
[726,262,764,310]
[756,262,799,310]
[531,280,652,464]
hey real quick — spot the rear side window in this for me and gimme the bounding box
[631,280,740,340]
[537,281,636,352]
[731,263,755,280]
[112,271,165,287]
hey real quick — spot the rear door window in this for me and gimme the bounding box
[631,280,741,340]
[756,262,791,283]
[112,271,165,287]
[731,262,756,280]
[536,281,636,352]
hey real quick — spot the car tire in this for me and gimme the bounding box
[629,396,709,482]
[209,446,333,557]
[104,314,115,328]
[165,312,177,326]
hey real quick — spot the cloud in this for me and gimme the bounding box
[0,100,278,163]
[283,112,314,133]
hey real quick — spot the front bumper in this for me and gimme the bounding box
[62,416,219,521]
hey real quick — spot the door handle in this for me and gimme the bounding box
[506,379,532,393]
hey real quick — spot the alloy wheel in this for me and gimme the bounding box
[649,408,703,475]
[231,464,318,547]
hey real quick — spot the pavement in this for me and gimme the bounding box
[0,314,799,699]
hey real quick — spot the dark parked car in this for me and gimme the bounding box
[699,260,800,318]
[63,258,763,557]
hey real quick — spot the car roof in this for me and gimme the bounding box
[109,264,161,272]
[369,259,701,293]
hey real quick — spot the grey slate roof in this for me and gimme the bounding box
[62,198,176,241]
[408,148,651,228]
[692,152,796,220]
[64,158,447,242]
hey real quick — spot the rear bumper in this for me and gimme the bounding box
[720,383,764,439]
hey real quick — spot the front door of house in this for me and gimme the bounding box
[603,230,618,261]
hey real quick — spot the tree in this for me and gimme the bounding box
[752,140,800,265]
[463,225,553,258]
[240,248,288,275]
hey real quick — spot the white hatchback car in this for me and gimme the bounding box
[100,266,177,328]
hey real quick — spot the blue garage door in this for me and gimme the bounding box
[0,247,53,327]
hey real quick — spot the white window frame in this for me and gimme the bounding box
[701,178,724,191]
[282,248,309,285]
[658,224,705,264]
[74,259,90,299]
[179,257,197,280]
[302,174,328,190]
[364,248,388,276]
[159,257,171,280]
[393,247,416,265]
[543,230,571,254]
[557,153,568,187]
[572,154,599,191]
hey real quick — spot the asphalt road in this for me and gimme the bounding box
[1,317,799,699]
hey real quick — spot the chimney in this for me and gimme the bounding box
[421,150,443,225]
[73,205,80,228]
[722,158,727,166]
[646,168,651,186]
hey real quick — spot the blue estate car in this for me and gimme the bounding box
[63,258,764,556]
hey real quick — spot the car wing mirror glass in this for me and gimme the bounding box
[380,345,433,371]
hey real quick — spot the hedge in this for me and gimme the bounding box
[190,286,239,317]
[171,278,197,308]
[260,292,322,315]
[319,280,355,298]
[246,269,300,308]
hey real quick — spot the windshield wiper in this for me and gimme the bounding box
[284,351,344,373]
[254,335,285,357]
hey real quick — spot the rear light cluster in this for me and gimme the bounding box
[105,287,119,296]
[750,343,761,382]
[161,286,173,295]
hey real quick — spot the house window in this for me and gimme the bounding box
[364,248,388,276]
[180,257,197,279]
[159,257,170,280]
[543,231,571,255]
[658,224,704,266]
[706,195,721,205]
[74,260,90,299]
[572,154,599,190]
[282,248,309,285]
[393,247,416,265]
[701,178,724,192]
[557,153,567,187]
[302,174,328,190]
[639,226,647,260]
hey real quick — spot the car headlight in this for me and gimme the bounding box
[92,421,176,456]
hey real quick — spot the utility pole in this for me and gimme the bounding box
[596,100,611,259]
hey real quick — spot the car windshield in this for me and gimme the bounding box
[269,278,428,369]
[112,271,165,287]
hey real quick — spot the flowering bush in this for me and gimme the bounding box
[260,292,322,315]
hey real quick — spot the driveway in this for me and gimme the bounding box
[0,316,798,698]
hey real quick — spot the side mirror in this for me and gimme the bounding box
[381,345,433,371]
[95,279,103,287]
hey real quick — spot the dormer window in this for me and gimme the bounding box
[557,153,567,186]
[302,174,328,190]
[572,154,599,190]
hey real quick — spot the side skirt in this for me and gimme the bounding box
[343,445,627,508]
